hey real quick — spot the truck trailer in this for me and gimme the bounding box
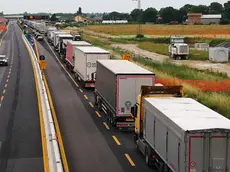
[131,86,230,172]
[46,26,57,36]
[94,60,155,130]
[65,40,92,68]
[73,47,110,88]
[54,33,72,51]
[56,34,73,52]
[47,31,65,45]
[50,31,66,46]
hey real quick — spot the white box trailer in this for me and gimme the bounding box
[51,31,66,46]
[47,31,64,45]
[141,97,230,172]
[56,34,73,52]
[54,33,71,49]
[45,26,57,36]
[73,46,110,88]
[94,60,155,130]
[65,40,92,64]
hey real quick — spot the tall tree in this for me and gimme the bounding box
[189,5,209,14]
[209,2,223,14]
[77,7,82,15]
[50,14,57,21]
[181,4,195,13]
[223,1,230,20]
[142,8,158,22]
[130,9,143,22]
[160,7,178,23]
[109,11,121,20]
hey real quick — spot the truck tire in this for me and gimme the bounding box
[145,146,152,167]
[110,116,116,127]
[161,164,169,172]
[177,56,181,60]
[145,154,151,167]
[98,100,102,111]
[94,94,98,106]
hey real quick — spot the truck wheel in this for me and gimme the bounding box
[161,164,169,172]
[145,154,151,167]
[177,56,181,60]
[98,100,102,111]
[111,117,116,127]
[94,95,98,106]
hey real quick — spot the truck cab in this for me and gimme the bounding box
[168,36,189,60]
[131,85,183,170]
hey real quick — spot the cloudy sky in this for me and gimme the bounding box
[2,0,228,14]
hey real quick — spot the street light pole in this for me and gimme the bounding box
[133,0,143,37]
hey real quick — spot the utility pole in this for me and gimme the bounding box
[133,0,143,37]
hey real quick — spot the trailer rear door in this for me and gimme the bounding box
[86,54,109,81]
[117,75,154,117]
[188,136,204,172]
[209,136,227,172]
[188,135,229,172]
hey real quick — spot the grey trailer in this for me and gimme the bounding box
[139,97,230,172]
[94,60,155,130]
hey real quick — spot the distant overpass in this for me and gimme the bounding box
[4,15,23,19]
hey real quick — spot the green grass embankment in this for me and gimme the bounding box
[84,34,230,118]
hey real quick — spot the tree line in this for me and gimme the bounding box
[102,1,230,24]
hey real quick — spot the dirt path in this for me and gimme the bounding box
[111,43,230,77]
[63,28,230,77]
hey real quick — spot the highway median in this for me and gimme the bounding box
[34,38,69,172]
[22,32,66,172]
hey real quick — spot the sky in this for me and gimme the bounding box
[1,0,228,14]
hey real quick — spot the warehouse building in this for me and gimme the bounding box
[200,14,221,24]
[187,13,221,24]
[187,13,202,24]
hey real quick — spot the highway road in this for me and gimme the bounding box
[0,22,43,172]
[37,39,155,172]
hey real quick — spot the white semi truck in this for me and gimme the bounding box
[73,47,110,88]
[94,60,155,130]
[168,36,189,60]
[131,86,230,172]
[55,34,73,52]
[65,40,92,64]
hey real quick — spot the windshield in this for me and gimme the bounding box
[0,57,5,59]
[62,37,73,40]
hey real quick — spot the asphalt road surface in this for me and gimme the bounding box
[37,39,156,172]
[0,22,43,172]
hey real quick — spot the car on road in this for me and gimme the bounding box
[0,55,8,66]
[36,35,44,41]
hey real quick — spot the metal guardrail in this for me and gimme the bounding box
[22,34,64,172]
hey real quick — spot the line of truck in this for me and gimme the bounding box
[21,19,230,172]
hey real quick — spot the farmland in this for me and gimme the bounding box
[85,24,230,36]
[82,33,230,118]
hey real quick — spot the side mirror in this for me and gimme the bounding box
[39,55,45,60]
[131,104,138,118]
